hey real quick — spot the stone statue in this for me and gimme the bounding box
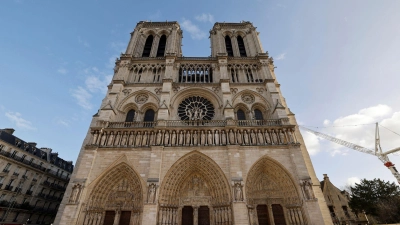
[147,183,157,203]
[200,130,206,145]
[185,131,191,146]
[135,131,142,147]
[287,129,295,143]
[264,130,271,144]
[120,132,127,146]
[128,132,135,146]
[302,179,314,200]
[149,131,155,146]
[164,131,170,146]
[107,132,115,146]
[69,183,82,204]
[257,130,264,145]
[100,132,107,146]
[250,130,257,145]
[171,131,177,146]
[229,129,235,145]
[215,130,220,145]
[156,130,162,145]
[221,130,227,145]
[115,132,121,146]
[142,131,148,146]
[236,130,242,145]
[234,182,243,201]
[207,130,213,146]
[92,131,98,145]
[279,129,286,144]
[271,130,278,144]
[178,131,184,146]
[193,131,198,145]
[243,130,249,145]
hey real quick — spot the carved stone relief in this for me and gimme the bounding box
[135,94,149,104]
[241,93,255,104]
[122,89,131,96]
[233,181,244,202]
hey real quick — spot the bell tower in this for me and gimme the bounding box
[55,21,332,225]
[125,21,182,57]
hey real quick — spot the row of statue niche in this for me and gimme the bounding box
[91,128,297,147]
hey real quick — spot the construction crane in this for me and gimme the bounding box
[300,123,400,184]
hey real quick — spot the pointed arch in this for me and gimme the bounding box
[237,35,247,57]
[86,162,144,212]
[246,156,301,207]
[142,35,154,57]
[225,36,234,57]
[159,151,232,206]
[156,35,167,57]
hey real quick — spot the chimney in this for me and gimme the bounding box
[28,142,37,147]
[3,128,15,135]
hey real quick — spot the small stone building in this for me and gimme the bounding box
[320,174,369,225]
[55,21,333,225]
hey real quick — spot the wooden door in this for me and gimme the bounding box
[257,204,270,225]
[120,211,132,225]
[198,206,210,225]
[103,211,115,225]
[182,206,194,225]
[272,204,287,225]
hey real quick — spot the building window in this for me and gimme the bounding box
[237,109,246,121]
[11,150,17,158]
[254,109,263,120]
[142,35,154,57]
[3,163,11,172]
[156,35,167,57]
[245,69,254,82]
[0,177,4,184]
[177,96,215,121]
[225,36,234,56]
[237,36,247,57]
[125,110,136,122]
[144,109,155,125]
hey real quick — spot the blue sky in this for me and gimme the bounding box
[1,0,400,188]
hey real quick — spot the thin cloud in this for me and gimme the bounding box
[78,36,90,48]
[71,87,93,110]
[5,112,36,130]
[57,68,67,74]
[195,13,215,23]
[346,177,360,187]
[180,19,207,40]
[85,75,112,94]
[56,119,69,127]
[275,53,286,60]
[302,130,321,155]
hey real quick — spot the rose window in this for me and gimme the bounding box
[178,96,215,121]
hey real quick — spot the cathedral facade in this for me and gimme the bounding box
[55,21,332,225]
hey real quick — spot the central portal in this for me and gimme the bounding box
[181,206,210,225]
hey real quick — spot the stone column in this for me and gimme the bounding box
[268,205,275,225]
[193,206,199,225]
[113,210,121,225]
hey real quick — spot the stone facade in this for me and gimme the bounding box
[320,174,369,225]
[55,21,332,225]
[0,128,73,224]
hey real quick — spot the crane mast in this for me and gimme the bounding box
[300,124,400,184]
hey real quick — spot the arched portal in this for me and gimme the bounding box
[246,156,307,225]
[158,151,232,225]
[82,163,143,225]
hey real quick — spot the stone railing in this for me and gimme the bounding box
[89,119,297,148]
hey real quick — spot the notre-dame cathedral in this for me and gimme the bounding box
[55,21,332,225]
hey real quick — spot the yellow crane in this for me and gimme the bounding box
[300,123,400,183]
